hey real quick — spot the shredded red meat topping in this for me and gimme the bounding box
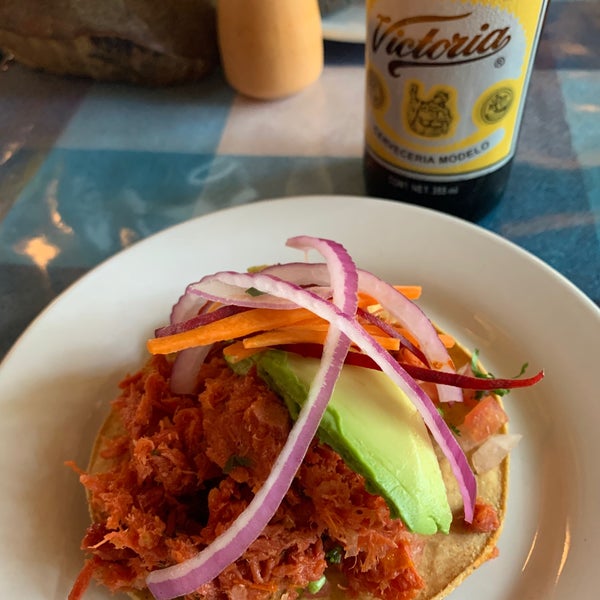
[469,499,501,533]
[69,354,425,600]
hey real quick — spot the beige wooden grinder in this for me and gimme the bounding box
[217,0,324,100]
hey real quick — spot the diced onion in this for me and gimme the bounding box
[471,433,522,474]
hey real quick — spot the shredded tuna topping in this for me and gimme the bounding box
[69,354,425,600]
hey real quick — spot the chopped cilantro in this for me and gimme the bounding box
[470,349,488,379]
[449,423,461,437]
[306,575,327,594]
[245,287,264,297]
[247,264,269,273]
[513,362,529,378]
[471,348,530,398]
[436,406,460,435]
[223,455,252,474]
[325,546,343,565]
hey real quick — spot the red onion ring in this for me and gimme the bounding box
[146,237,358,600]
[259,262,461,403]
[168,288,208,326]
[169,346,212,395]
[357,307,429,366]
[165,286,217,394]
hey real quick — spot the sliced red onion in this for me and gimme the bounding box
[187,279,333,310]
[186,270,476,520]
[257,262,461,404]
[262,261,332,285]
[169,346,212,395]
[285,237,356,313]
[357,307,429,366]
[354,269,461,404]
[147,237,358,600]
[165,289,214,394]
[167,288,209,329]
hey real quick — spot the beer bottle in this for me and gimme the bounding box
[363,0,549,220]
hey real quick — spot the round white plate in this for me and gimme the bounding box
[1,196,598,599]
[321,2,365,43]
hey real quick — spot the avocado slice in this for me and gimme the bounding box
[234,349,452,535]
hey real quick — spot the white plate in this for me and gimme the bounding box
[1,196,598,599]
[321,2,365,43]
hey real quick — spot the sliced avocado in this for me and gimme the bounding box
[235,349,452,535]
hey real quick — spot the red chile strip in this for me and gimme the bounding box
[282,344,544,390]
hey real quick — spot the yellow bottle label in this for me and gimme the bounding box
[365,0,548,181]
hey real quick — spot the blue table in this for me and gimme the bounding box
[1,0,599,361]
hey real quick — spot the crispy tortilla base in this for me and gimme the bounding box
[412,340,508,600]
[87,339,507,600]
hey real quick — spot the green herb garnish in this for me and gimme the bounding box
[245,287,264,297]
[471,349,530,398]
[306,575,327,594]
[223,455,252,474]
[325,546,343,565]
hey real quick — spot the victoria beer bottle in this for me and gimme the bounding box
[363,0,549,220]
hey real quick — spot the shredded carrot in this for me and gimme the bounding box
[395,327,420,348]
[242,328,401,351]
[438,333,455,348]
[358,286,422,310]
[68,558,96,600]
[147,286,436,359]
[395,285,422,299]
[148,307,314,355]
[274,319,392,336]
[222,342,265,363]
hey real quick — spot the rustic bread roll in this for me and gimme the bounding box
[0,0,218,85]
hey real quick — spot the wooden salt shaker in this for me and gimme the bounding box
[217,0,324,100]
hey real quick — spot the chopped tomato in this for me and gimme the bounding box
[460,395,508,445]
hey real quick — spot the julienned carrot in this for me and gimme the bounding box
[357,286,422,308]
[147,286,434,357]
[242,328,401,351]
[395,285,422,299]
[279,314,454,350]
[437,333,455,349]
[147,307,313,355]
[222,342,264,363]
[275,319,393,336]
[364,286,422,300]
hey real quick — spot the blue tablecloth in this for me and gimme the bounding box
[1,0,599,360]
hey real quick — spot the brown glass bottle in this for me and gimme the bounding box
[364,151,513,221]
[363,0,549,221]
